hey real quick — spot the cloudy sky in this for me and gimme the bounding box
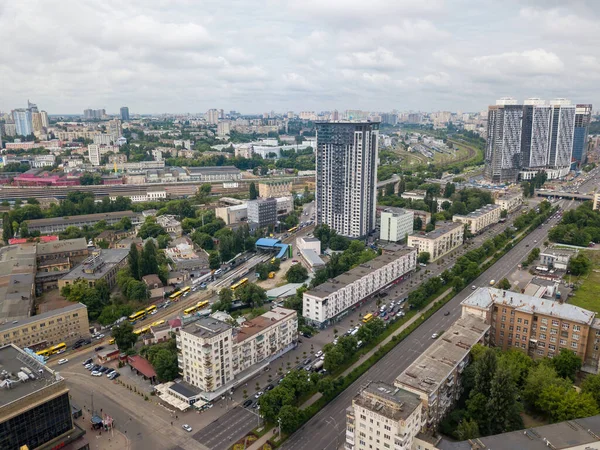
[1,0,599,115]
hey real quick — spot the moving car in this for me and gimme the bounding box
[182,424,193,432]
[94,346,104,352]
[431,333,439,339]
[444,311,450,316]
[57,358,68,365]
[471,286,477,290]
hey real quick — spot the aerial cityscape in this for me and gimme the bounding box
[2,2,600,450]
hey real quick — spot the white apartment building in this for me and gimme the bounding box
[177,307,297,400]
[88,144,101,166]
[234,144,253,159]
[93,134,115,145]
[380,207,414,242]
[303,247,416,328]
[394,315,489,431]
[346,381,423,450]
[407,222,464,262]
[496,193,523,213]
[31,155,56,168]
[452,204,501,235]
[315,121,379,238]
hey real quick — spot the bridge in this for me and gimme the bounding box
[377,174,401,194]
[535,190,593,201]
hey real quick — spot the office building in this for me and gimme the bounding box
[177,307,297,400]
[120,106,130,121]
[88,144,101,165]
[452,204,501,235]
[0,303,89,349]
[484,99,523,183]
[0,344,89,450]
[407,222,464,262]
[58,249,129,289]
[394,315,489,431]
[247,197,277,228]
[315,121,379,238]
[12,109,33,136]
[495,192,523,213]
[258,180,292,198]
[296,236,325,268]
[303,247,416,328]
[461,288,600,373]
[539,247,577,270]
[26,211,141,234]
[380,207,414,242]
[573,104,593,164]
[346,381,423,450]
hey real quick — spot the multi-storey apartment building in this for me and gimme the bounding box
[452,204,501,235]
[0,245,36,323]
[380,207,414,242]
[303,247,416,328]
[0,303,89,349]
[407,222,464,262]
[315,121,379,238]
[88,144,101,165]
[573,104,593,165]
[495,192,523,213]
[461,288,600,373]
[484,99,523,183]
[177,307,297,400]
[26,211,142,234]
[394,315,489,431]
[346,381,423,450]
[258,180,292,198]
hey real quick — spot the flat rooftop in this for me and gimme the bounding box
[453,203,501,219]
[438,414,600,450]
[380,207,412,216]
[36,238,88,256]
[0,303,87,333]
[353,381,421,421]
[60,249,128,282]
[462,287,596,325]
[0,344,61,409]
[186,166,241,174]
[235,307,296,343]
[394,315,489,396]
[26,210,138,227]
[409,222,462,240]
[302,249,325,266]
[306,248,416,299]
[181,317,232,339]
[0,245,37,323]
[540,247,577,257]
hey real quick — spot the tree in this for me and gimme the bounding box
[140,240,159,277]
[474,348,497,397]
[537,383,599,422]
[497,278,511,290]
[219,288,234,304]
[582,374,600,408]
[128,243,141,280]
[456,418,479,440]
[413,216,423,230]
[208,251,221,270]
[523,364,567,410]
[278,405,303,434]
[568,253,591,276]
[249,182,258,200]
[417,252,430,264]
[235,283,267,308]
[286,264,309,283]
[551,348,582,381]
[425,223,435,232]
[150,348,179,382]
[112,322,138,350]
[2,213,13,242]
[487,366,523,434]
[191,231,214,250]
[500,209,508,219]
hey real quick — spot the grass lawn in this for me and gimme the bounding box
[567,251,600,313]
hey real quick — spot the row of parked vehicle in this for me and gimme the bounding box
[82,358,120,379]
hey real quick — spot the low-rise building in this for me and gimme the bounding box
[26,211,141,234]
[275,196,294,216]
[405,209,431,230]
[168,271,189,285]
[258,180,293,198]
[0,244,36,323]
[346,381,423,450]
[394,315,489,431]
[108,189,167,203]
[461,287,600,373]
[540,247,577,270]
[156,215,183,238]
[177,307,297,400]
[247,198,277,228]
[452,204,501,235]
[496,192,523,213]
[58,249,129,289]
[215,204,248,225]
[296,236,325,268]
[407,222,464,262]
[185,166,242,182]
[380,207,414,242]
[303,247,417,328]
[36,238,89,263]
[142,274,165,300]
[0,303,89,349]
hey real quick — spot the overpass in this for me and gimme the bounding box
[535,190,593,201]
[377,174,400,194]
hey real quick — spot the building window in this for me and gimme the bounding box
[517,326,521,332]
[552,320,559,326]
[517,318,522,323]
[572,342,578,349]
[541,318,548,325]
[524,319,529,325]
[560,339,567,346]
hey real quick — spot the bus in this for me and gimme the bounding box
[151,319,165,327]
[362,313,374,323]
[36,348,52,357]
[230,277,249,291]
[50,343,67,354]
[287,226,298,233]
[134,325,151,336]
[181,286,191,296]
[183,300,210,316]
[145,305,157,315]
[169,289,183,300]
[129,310,146,323]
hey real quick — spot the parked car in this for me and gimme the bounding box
[109,372,120,380]
[182,424,193,432]
[91,371,102,377]
[315,351,323,358]
[243,399,253,408]
[255,391,264,399]
[105,369,116,377]
[83,358,93,366]
[266,384,274,391]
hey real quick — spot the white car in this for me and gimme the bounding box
[105,369,115,377]
[57,358,68,365]
[151,310,158,315]
[85,363,93,369]
[95,334,105,340]
[315,351,323,358]
[91,371,102,377]
[431,333,439,339]
[255,391,264,399]
[182,424,193,432]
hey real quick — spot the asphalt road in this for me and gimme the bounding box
[194,406,260,450]
[281,202,572,450]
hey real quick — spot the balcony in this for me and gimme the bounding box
[346,430,355,442]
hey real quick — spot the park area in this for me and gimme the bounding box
[567,250,600,313]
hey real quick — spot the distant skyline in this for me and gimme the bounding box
[2,1,599,114]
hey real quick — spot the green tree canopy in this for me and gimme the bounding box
[112,322,138,350]
[286,264,309,283]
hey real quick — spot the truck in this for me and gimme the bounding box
[312,360,325,372]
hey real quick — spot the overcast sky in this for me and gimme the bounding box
[2,0,599,115]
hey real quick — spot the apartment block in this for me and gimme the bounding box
[452,204,501,235]
[0,245,36,323]
[346,381,423,450]
[177,307,297,400]
[0,303,89,349]
[394,315,489,431]
[407,222,464,262]
[26,211,141,234]
[303,247,416,328]
[461,288,600,373]
[484,101,523,183]
[258,180,292,198]
[380,207,414,243]
[495,192,523,213]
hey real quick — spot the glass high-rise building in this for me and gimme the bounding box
[12,109,33,136]
[120,106,130,121]
[315,121,379,238]
[572,104,592,165]
[484,100,523,183]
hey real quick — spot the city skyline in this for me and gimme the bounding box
[2,2,600,113]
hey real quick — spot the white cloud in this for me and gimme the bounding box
[471,49,564,78]
[336,48,404,71]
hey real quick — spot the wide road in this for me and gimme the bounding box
[282,202,572,450]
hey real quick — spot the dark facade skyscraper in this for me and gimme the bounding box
[120,106,130,121]
[573,104,592,165]
[315,121,379,238]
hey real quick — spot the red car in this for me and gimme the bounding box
[373,311,379,317]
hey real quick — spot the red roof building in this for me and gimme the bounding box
[127,355,157,383]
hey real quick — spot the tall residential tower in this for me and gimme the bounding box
[315,121,379,238]
[484,98,523,183]
[573,104,593,165]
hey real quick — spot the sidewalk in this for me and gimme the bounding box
[300,287,452,409]
[246,429,277,450]
[74,416,131,450]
